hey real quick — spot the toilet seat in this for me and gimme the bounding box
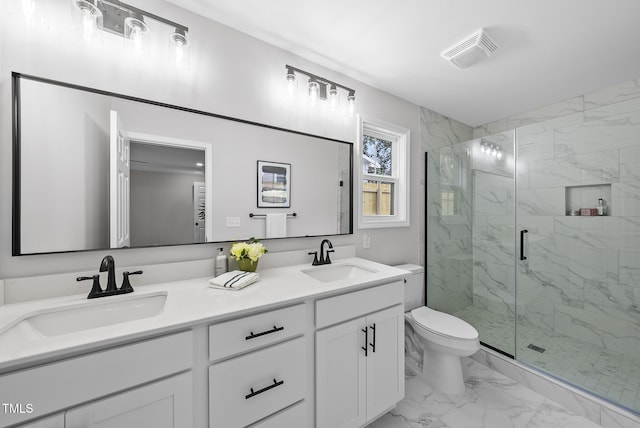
[411,306,478,340]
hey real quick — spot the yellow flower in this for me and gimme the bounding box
[247,242,265,261]
[230,239,267,261]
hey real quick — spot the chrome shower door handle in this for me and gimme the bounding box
[520,229,528,261]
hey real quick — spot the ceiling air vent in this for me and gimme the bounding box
[441,28,499,69]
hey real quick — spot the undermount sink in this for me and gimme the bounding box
[15,292,168,337]
[302,263,378,283]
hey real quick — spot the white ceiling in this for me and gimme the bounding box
[166,0,640,127]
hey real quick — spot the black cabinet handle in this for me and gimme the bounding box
[369,323,376,353]
[245,378,284,400]
[361,326,368,356]
[245,325,284,341]
[520,229,528,261]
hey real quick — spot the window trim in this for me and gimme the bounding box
[357,115,410,229]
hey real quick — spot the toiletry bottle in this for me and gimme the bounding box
[596,198,604,216]
[215,248,228,277]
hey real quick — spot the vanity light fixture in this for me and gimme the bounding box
[71,0,190,65]
[285,65,357,115]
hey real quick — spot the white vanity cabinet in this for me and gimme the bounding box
[13,373,192,428]
[208,304,308,428]
[2,331,193,428]
[315,282,404,428]
[65,372,192,427]
[14,414,64,428]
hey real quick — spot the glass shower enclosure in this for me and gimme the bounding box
[426,101,640,414]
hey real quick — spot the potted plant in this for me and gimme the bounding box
[230,238,268,272]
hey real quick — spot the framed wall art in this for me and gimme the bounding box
[257,160,291,208]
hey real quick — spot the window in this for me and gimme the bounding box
[358,117,410,228]
[441,191,456,216]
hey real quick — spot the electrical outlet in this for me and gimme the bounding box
[225,217,241,227]
[363,233,371,249]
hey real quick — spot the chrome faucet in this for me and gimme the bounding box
[309,239,334,266]
[77,255,142,299]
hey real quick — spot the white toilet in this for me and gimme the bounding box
[396,264,480,395]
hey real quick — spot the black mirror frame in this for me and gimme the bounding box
[11,72,353,256]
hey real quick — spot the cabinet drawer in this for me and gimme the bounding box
[316,281,403,328]
[65,372,192,428]
[0,331,192,427]
[249,401,306,428]
[15,413,64,427]
[209,337,306,428]
[209,304,305,362]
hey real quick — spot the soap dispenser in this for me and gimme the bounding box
[596,198,606,216]
[215,248,228,277]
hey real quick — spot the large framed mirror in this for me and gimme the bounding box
[12,73,353,255]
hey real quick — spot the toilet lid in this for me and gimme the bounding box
[411,306,478,340]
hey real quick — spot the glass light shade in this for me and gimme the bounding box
[347,93,356,116]
[490,146,497,157]
[171,28,190,66]
[22,0,36,25]
[328,86,338,110]
[308,80,320,103]
[124,14,149,55]
[286,71,296,90]
[497,151,504,160]
[72,0,103,41]
[286,70,296,98]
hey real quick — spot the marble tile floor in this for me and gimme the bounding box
[367,358,603,428]
[454,304,640,413]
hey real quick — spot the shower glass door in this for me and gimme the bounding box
[426,97,640,413]
[425,131,516,356]
[514,102,640,413]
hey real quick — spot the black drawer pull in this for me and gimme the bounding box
[369,323,376,353]
[245,378,284,400]
[362,327,368,356]
[245,325,284,340]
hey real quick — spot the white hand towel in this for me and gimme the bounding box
[209,270,260,290]
[265,213,287,238]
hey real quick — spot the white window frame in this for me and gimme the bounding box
[357,115,410,229]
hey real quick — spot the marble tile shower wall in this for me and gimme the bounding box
[472,170,515,318]
[421,108,473,313]
[425,145,474,314]
[474,76,640,357]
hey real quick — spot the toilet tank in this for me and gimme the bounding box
[394,264,424,311]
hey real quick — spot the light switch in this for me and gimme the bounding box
[226,217,241,227]
[363,233,371,249]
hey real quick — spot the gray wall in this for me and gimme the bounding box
[1,0,425,278]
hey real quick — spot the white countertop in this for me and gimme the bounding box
[0,258,409,373]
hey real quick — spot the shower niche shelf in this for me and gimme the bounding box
[565,184,611,216]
